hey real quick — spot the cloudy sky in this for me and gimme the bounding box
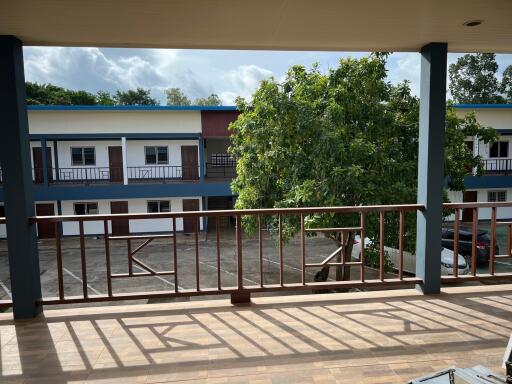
[23,47,512,105]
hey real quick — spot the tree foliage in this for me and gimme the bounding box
[194,93,222,106]
[229,54,496,279]
[26,82,97,105]
[448,53,510,103]
[113,88,158,106]
[166,87,191,106]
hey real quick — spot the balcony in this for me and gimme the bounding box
[483,158,512,175]
[205,162,236,180]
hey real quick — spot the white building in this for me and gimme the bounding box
[0,105,239,238]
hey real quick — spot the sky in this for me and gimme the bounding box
[22,47,512,105]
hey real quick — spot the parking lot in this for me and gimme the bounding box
[1,226,511,307]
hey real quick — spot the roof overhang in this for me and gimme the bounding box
[2,0,512,53]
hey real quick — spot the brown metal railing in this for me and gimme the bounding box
[442,202,512,283]
[2,202,512,309]
[0,204,424,308]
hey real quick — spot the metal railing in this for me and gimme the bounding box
[482,158,512,175]
[205,163,236,179]
[2,202,512,309]
[127,165,199,182]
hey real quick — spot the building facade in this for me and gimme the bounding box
[0,105,239,238]
[450,104,512,220]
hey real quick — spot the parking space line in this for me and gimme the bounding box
[132,265,186,290]
[63,267,102,296]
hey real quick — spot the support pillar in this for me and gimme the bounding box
[199,136,205,182]
[40,138,49,186]
[0,36,42,318]
[53,140,60,182]
[121,137,128,185]
[415,42,448,294]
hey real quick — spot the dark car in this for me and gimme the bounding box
[441,226,498,266]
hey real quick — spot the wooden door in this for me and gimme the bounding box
[108,146,123,182]
[32,147,53,184]
[110,201,129,236]
[462,191,478,222]
[181,146,199,180]
[182,199,200,233]
[36,203,56,239]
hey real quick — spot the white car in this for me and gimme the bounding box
[352,237,469,276]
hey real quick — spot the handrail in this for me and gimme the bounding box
[28,204,425,223]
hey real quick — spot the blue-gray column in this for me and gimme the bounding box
[53,140,60,182]
[415,42,448,294]
[40,138,49,186]
[0,36,42,318]
[199,136,205,181]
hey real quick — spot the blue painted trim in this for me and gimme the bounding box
[464,175,512,189]
[9,181,234,201]
[454,104,512,109]
[29,133,201,141]
[28,105,237,111]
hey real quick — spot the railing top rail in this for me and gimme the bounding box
[443,201,512,208]
[27,204,425,223]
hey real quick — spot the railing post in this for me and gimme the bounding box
[232,214,250,305]
[415,42,447,294]
[0,36,42,318]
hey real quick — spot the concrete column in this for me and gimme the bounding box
[0,35,42,318]
[415,42,448,294]
[53,140,60,182]
[199,136,205,182]
[121,137,128,185]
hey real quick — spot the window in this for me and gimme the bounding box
[74,202,99,215]
[147,200,170,213]
[488,190,507,202]
[210,153,235,167]
[0,205,4,217]
[71,147,95,166]
[145,146,168,164]
[490,141,509,158]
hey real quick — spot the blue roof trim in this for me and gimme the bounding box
[454,104,512,109]
[27,105,238,111]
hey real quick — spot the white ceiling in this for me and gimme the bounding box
[2,0,512,52]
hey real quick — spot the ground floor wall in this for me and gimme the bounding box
[0,197,205,238]
[447,188,512,221]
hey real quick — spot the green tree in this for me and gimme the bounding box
[166,87,191,106]
[114,88,158,106]
[449,53,504,103]
[229,54,496,282]
[96,90,115,105]
[500,65,512,103]
[194,93,222,106]
[26,82,97,105]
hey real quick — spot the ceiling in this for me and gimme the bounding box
[2,0,512,52]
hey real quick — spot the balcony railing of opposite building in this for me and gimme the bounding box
[205,162,236,179]
[482,158,512,175]
[127,165,199,182]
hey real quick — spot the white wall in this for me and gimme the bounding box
[57,140,121,169]
[446,188,512,220]
[126,140,199,167]
[60,197,203,236]
[28,110,202,134]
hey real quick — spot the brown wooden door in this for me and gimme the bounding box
[462,191,478,222]
[108,146,123,182]
[32,147,53,184]
[182,199,200,233]
[36,203,56,239]
[110,201,129,236]
[181,146,199,180]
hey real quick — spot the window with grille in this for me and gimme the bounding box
[488,190,507,202]
[71,147,96,165]
[147,200,171,213]
[145,146,168,165]
[74,202,99,215]
[210,153,235,167]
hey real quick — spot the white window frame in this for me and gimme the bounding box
[147,200,171,213]
[487,190,507,202]
[71,147,96,166]
[144,146,169,165]
[74,202,99,215]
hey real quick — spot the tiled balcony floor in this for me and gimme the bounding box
[1,284,512,383]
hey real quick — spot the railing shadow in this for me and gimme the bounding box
[1,286,511,382]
